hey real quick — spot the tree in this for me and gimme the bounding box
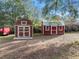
[42,0,62,16]
[42,0,79,19]
[0,0,29,27]
[67,0,78,20]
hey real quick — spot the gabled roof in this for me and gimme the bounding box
[15,18,32,25]
[42,20,65,26]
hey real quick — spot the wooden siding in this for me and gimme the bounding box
[15,19,32,25]
[15,26,18,37]
[43,26,51,35]
[42,26,64,35]
[57,26,64,35]
[15,19,33,39]
[52,26,56,35]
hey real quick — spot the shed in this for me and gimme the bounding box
[42,20,65,35]
[14,18,33,39]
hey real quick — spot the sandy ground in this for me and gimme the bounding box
[0,33,79,59]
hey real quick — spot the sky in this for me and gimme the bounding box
[0,0,79,19]
[32,0,79,14]
[32,0,79,9]
[32,0,45,10]
[32,0,79,20]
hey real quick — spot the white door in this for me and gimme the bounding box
[18,26,30,37]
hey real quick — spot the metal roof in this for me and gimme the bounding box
[43,20,65,26]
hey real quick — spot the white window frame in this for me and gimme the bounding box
[56,26,57,34]
[18,26,23,37]
[59,26,63,31]
[45,26,50,31]
[51,26,57,34]
[24,26,30,37]
[18,26,30,37]
[21,21,27,25]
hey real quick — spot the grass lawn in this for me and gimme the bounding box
[0,35,14,44]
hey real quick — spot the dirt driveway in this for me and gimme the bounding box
[0,33,79,59]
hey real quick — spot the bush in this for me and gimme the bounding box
[33,27,42,33]
[65,24,79,32]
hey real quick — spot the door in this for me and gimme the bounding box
[51,26,57,34]
[58,26,64,34]
[24,26,30,37]
[18,26,30,37]
[44,26,51,35]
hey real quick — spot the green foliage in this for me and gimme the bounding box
[42,0,79,19]
[0,35,14,43]
[74,41,79,45]
[33,19,42,28]
[42,0,62,16]
[33,19,42,33]
[0,0,39,27]
[0,0,28,27]
[67,0,78,19]
[69,41,79,46]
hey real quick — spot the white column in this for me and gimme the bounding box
[56,26,57,34]
[18,26,19,37]
[51,26,52,35]
[64,26,65,34]
[23,27,25,37]
[43,26,44,35]
[29,26,30,37]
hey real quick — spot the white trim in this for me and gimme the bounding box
[23,26,25,36]
[21,21,27,25]
[14,37,32,39]
[43,26,44,35]
[45,26,50,31]
[58,26,63,31]
[18,26,19,37]
[56,26,57,34]
[18,26,30,37]
[51,26,57,34]
[29,26,30,37]
[18,26,24,37]
[64,26,65,34]
[32,26,33,37]
[51,26,52,35]
[24,26,30,37]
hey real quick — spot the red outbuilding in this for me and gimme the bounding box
[0,27,11,35]
[42,20,65,35]
[14,18,33,39]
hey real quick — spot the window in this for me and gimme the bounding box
[18,27,23,37]
[19,27,23,31]
[25,27,29,31]
[45,26,49,31]
[52,27,56,31]
[59,26,63,31]
[18,26,30,37]
[21,21,27,25]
